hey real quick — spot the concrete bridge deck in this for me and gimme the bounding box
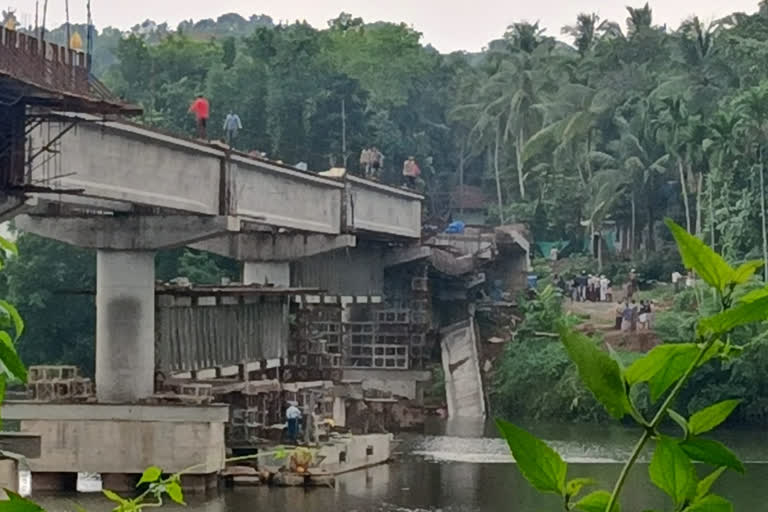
[30,114,422,239]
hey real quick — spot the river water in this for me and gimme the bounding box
[32,418,768,511]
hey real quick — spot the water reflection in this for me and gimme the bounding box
[31,420,768,511]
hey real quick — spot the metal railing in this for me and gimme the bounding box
[0,28,91,98]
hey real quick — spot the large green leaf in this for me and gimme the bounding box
[664,219,735,293]
[649,438,697,508]
[680,438,744,473]
[0,331,26,383]
[102,489,128,505]
[698,295,768,336]
[165,481,186,505]
[0,491,44,512]
[137,466,162,486]
[0,301,24,341]
[560,329,631,419]
[688,400,741,436]
[625,344,699,402]
[496,419,567,495]
[574,490,620,512]
[0,236,18,257]
[732,260,763,284]
[685,494,733,512]
[695,467,727,501]
[737,286,768,303]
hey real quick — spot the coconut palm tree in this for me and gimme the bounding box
[734,83,768,281]
[655,97,694,233]
[562,13,601,56]
[703,109,741,250]
[626,3,654,37]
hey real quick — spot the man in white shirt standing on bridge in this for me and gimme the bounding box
[223,111,243,147]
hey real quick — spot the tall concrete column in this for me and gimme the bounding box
[96,250,156,403]
[242,261,290,286]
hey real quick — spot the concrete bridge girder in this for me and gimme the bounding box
[193,232,356,262]
[15,214,240,250]
[28,114,423,239]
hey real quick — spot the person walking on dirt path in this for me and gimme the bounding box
[639,300,649,330]
[627,268,638,299]
[576,271,588,302]
[672,270,682,292]
[600,275,610,302]
[554,274,567,295]
[630,299,639,331]
[188,94,210,140]
[615,301,624,330]
[621,301,632,332]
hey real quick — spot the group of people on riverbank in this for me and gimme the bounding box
[555,271,613,303]
[616,299,654,332]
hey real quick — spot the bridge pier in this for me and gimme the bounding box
[96,250,155,402]
[16,214,240,402]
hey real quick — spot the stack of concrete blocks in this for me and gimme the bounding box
[291,296,343,379]
[227,408,247,445]
[179,383,213,405]
[227,382,283,445]
[371,301,410,369]
[27,365,93,401]
[409,276,431,370]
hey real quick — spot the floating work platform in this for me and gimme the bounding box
[225,433,393,488]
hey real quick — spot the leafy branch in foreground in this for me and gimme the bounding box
[498,219,760,512]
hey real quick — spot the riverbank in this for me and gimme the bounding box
[491,280,768,426]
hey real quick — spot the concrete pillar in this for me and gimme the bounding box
[0,459,18,497]
[242,261,289,286]
[96,250,155,403]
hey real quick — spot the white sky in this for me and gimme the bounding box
[8,1,762,52]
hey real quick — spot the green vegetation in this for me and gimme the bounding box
[499,220,757,512]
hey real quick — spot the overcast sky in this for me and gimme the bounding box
[9,1,762,52]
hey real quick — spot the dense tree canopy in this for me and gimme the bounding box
[40,2,765,262]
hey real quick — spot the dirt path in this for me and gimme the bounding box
[566,300,659,352]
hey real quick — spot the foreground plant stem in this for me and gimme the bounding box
[605,337,717,512]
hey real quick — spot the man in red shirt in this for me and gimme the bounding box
[188,94,210,140]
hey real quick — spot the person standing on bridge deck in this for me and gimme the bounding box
[188,94,210,140]
[402,156,420,188]
[223,110,243,147]
[369,147,384,179]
